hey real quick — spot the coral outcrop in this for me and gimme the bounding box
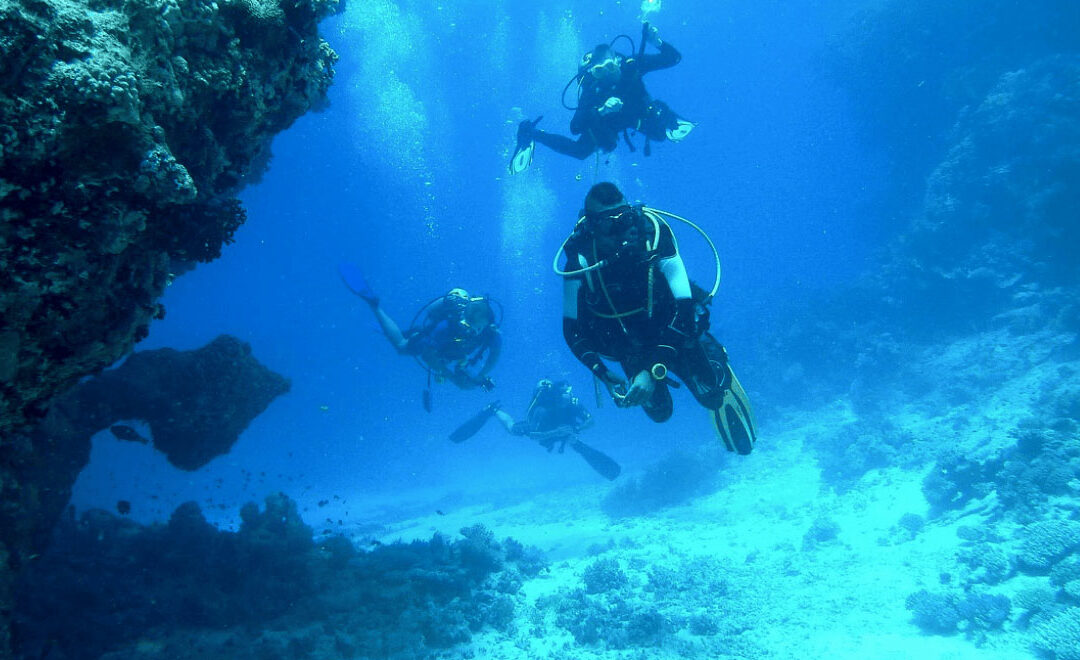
[2,335,289,638]
[13,494,545,659]
[0,0,337,434]
[0,0,338,651]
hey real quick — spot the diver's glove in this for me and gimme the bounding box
[598,97,624,116]
[478,377,495,392]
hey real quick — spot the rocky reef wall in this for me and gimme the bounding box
[0,0,337,434]
[0,0,339,652]
[755,4,1080,414]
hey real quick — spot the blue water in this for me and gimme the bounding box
[72,0,889,524]
[40,1,1080,657]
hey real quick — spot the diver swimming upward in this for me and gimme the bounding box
[554,183,757,454]
[510,22,694,174]
[340,263,501,410]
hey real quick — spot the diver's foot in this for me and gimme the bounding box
[339,262,379,306]
[509,117,542,175]
[666,119,695,142]
[518,116,542,142]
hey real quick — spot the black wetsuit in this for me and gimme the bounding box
[511,390,592,451]
[536,42,684,160]
[406,299,500,380]
[561,210,731,422]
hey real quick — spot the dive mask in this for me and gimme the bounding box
[585,204,635,236]
[588,57,620,79]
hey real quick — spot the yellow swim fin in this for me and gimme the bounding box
[710,365,757,455]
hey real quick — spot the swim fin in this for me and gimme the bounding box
[339,262,378,305]
[665,119,695,143]
[449,402,499,443]
[508,116,542,175]
[710,365,757,455]
[570,439,622,480]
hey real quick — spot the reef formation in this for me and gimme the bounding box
[3,336,289,653]
[13,494,546,659]
[0,0,338,650]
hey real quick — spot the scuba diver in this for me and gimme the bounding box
[339,263,501,408]
[449,379,621,480]
[553,182,757,455]
[509,23,694,174]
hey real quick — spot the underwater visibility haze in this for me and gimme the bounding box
[2,0,1079,658]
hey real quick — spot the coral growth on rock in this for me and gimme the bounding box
[0,0,338,650]
[1,335,289,654]
[0,0,337,435]
[13,494,544,659]
[3,334,288,561]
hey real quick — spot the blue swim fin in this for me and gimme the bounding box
[339,262,378,305]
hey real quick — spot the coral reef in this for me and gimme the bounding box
[923,419,1080,521]
[757,19,1080,415]
[1,335,289,654]
[582,557,628,595]
[1017,521,1080,574]
[13,494,544,659]
[0,0,338,649]
[801,516,841,550]
[39,334,290,471]
[1032,607,1080,660]
[825,0,1080,202]
[0,0,337,434]
[905,589,1010,637]
[537,553,764,655]
[814,417,930,493]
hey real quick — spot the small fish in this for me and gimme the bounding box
[319,405,330,412]
[436,510,446,516]
[116,500,132,515]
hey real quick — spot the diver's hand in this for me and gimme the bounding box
[478,377,495,392]
[645,25,662,48]
[622,370,656,407]
[598,97,624,116]
[597,369,629,403]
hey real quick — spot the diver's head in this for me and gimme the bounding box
[581,44,621,82]
[462,298,495,331]
[582,182,634,237]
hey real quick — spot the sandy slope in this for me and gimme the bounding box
[338,401,1036,659]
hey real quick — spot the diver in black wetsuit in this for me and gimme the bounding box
[492,379,594,451]
[509,24,693,173]
[449,379,621,480]
[340,263,500,393]
[555,182,757,455]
